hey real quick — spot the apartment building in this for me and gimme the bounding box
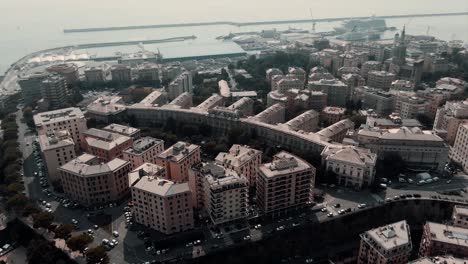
[450,123,468,173]
[317,119,355,143]
[390,80,414,92]
[137,63,160,81]
[215,144,262,187]
[288,67,306,84]
[252,103,286,125]
[367,71,396,91]
[308,79,348,107]
[452,205,468,228]
[433,99,468,145]
[361,61,382,78]
[168,72,193,100]
[38,130,76,183]
[103,123,141,140]
[409,256,468,264]
[322,145,377,189]
[129,163,194,235]
[86,96,127,123]
[321,107,346,126]
[284,110,320,133]
[257,151,315,215]
[33,107,87,150]
[81,128,134,162]
[362,89,395,116]
[59,154,132,206]
[110,64,132,82]
[265,68,283,83]
[123,137,165,169]
[357,127,449,172]
[156,141,201,183]
[46,63,79,83]
[18,72,48,105]
[40,74,70,109]
[419,222,468,258]
[358,220,412,264]
[398,96,428,119]
[84,66,106,83]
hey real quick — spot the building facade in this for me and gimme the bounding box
[38,130,76,183]
[123,137,165,169]
[40,74,70,109]
[419,222,468,258]
[450,123,468,173]
[81,128,134,162]
[156,141,201,183]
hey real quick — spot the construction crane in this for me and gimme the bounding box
[309,8,316,33]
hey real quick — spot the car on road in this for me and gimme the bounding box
[111,239,118,245]
[338,209,345,215]
[243,235,251,241]
[45,203,51,208]
[446,180,452,184]
[333,203,340,208]
[112,231,119,237]
[87,229,94,235]
[276,225,285,231]
[254,224,262,229]
[344,208,351,213]
[71,219,78,225]
[292,222,301,227]
[102,239,109,245]
[327,212,334,217]
[357,203,367,209]
[93,225,99,229]
[408,179,414,184]
[320,207,327,212]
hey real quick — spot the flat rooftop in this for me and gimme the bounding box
[426,222,468,246]
[60,154,128,176]
[215,144,261,168]
[158,141,200,162]
[129,163,188,197]
[33,107,84,126]
[258,151,312,178]
[125,137,163,155]
[38,131,74,151]
[103,123,140,137]
[364,220,411,251]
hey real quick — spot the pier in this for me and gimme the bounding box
[63,12,468,34]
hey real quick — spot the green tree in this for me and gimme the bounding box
[6,194,28,210]
[33,211,55,230]
[22,203,40,217]
[66,234,93,252]
[86,246,109,264]
[54,224,75,240]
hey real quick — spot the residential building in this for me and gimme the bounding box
[367,71,396,91]
[129,163,194,235]
[81,128,134,162]
[450,123,468,173]
[84,66,106,83]
[419,222,468,258]
[86,96,127,123]
[266,68,283,83]
[321,107,346,125]
[257,151,315,215]
[366,115,423,129]
[362,89,395,116]
[317,119,355,143]
[284,110,319,132]
[18,72,48,105]
[409,256,468,264]
[168,72,192,100]
[322,145,377,189]
[288,67,306,84]
[103,123,141,140]
[123,137,164,169]
[137,63,160,81]
[397,96,428,119]
[252,103,285,124]
[358,220,412,264]
[198,163,248,225]
[215,144,262,187]
[156,141,201,183]
[38,130,76,183]
[162,66,182,81]
[342,73,365,90]
[111,64,131,82]
[309,91,328,111]
[452,205,468,228]
[390,80,414,92]
[433,99,468,145]
[46,63,79,83]
[167,92,192,108]
[361,61,382,78]
[357,127,449,171]
[33,107,87,150]
[40,74,69,109]
[273,75,304,93]
[59,154,132,206]
[308,79,348,107]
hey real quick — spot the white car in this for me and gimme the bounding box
[357,203,367,209]
[111,239,118,245]
[112,231,119,237]
[254,224,262,229]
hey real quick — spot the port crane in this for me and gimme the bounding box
[309,8,316,33]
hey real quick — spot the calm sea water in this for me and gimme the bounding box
[1,0,467,73]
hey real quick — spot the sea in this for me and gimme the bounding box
[1,0,468,73]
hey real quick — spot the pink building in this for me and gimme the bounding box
[321,106,346,126]
[156,141,201,183]
[59,154,132,206]
[419,222,468,258]
[81,128,133,162]
[129,163,194,235]
[123,137,164,169]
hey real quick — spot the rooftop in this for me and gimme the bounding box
[138,90,165,106]
[87,96,126,116]
[200,163,248,191]
[317,119,354,139]
[38,130,74,151]
[60,154,128,176]
[323,145,377,166]
[83,128,132,151]
[323,107,346,115]
[259,151,313,178]
[124,137,163,155]
[362,220,411,253]
[33,107,84,126]
[408,256,468,264]
[103,123,140,137]
[426,222,468,247]
[158,141,200,162]
[215,144,261,168]
[197,94,224,110]
[454,205,468,217]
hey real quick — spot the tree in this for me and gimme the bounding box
[22,203,40,217]
[54,224,75,240]
[6,194,28,210]
[33,211,54,230]
[66,233,93,253]
[86,246,109,264]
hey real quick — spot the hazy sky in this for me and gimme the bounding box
[2,0,467,28]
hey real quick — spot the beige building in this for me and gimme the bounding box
[59,154,132,206]
[433,99,468,145]
[129,163,194,235]
[308,79,348,107]
[358,220,412,264]
[156,141,201,183]
[257,151,315,216]
[419,222,468,258]
[452,205,468,228]
[86,96,127,123]
[321,107,346,126]
[322,145,377,189]
[317,119,355,143]
[46,63,79,83]
[215,144,262,187]
[192,163,248,225]
[123,137,165,169]
[38,130,76,183]
[110,64,131,82]
[84,66,106,83]
[357,127,449,172]
[284,110,319,132]
[81,128,134,162]
[33,107,87,150]
[252,103,285,125]
[367,71,396,91]
[450,123,468,173]
[137,63,160,81]
[397,96,428,119]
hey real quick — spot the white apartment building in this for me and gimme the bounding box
[215,144,262,187]
[123,137,165,169]
[129,163,194,235]
[398,96,428,119]
[450,123,468,173]
[33,107,87,150]
[452,205,468,228]
[322,145,377,189]
[38,130,76,183]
